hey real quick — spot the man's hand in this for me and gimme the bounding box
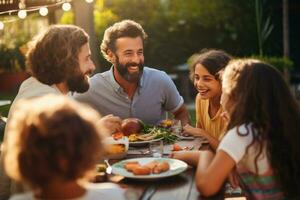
[98,114,122,135]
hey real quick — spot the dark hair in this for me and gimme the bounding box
[101,19,148,61]
[5,95,104,189]
[189,49,232,81]
[26,25,89,85]
[223,59,300,198]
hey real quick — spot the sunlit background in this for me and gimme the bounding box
[0,0,299,118]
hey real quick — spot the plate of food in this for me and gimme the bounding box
[111,157,188,180]
[128,133,164,146]
[116,118,178,146]
[103,136,129,159]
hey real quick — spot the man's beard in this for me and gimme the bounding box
[67,70,91,93]
[115,56,144,83]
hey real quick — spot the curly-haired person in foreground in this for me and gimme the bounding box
[4,95,127,200]
[0,25,122,199]
[172,59,300,199]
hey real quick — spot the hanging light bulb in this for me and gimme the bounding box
[39,7,48,16]
[0,21,4,30]
[18,10,27,19]
[62,2,71,11]
[85,0,94,3]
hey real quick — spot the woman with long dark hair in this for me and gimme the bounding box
[173,59,300,199]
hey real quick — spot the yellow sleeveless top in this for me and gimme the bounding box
[195,94,226,140]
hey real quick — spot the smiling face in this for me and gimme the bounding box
[193,63,222,100]
[67,43,95,93]
[109,37,144,83]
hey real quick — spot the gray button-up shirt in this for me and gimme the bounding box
[74,67,184,125]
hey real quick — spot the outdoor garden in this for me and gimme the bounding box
[0,0,298,118]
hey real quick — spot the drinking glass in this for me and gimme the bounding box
[149,140,164,158]
[171,120,182,135]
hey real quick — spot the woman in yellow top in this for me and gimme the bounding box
[183,49,231,150]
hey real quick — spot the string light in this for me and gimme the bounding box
[62,2,71,11]
[0,0,94,30]
[17,10,27,19]
[39,7,48,16]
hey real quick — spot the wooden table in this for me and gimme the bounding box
[103,138,227,200]
[110,165,223,200]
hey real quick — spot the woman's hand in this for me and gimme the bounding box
[228,168,240,188]
[98,114,122,135]
[182,124,205,137]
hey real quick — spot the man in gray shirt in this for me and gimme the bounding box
[74,20,190,125]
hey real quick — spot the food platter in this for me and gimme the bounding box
[111,157,188,180]
[129,137,163,147]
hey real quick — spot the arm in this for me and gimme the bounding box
[170,150,201,167]
[183,125,219,150]
[195,150,236,197]
[172,104,191,126]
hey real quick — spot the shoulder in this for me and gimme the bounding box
[89,71,110,84]
[222,124,254,142]
[217,124,254,163]
[12,77,60,107]
[18,77,58,96]
[143,67,170,81]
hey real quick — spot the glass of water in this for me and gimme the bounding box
[171,120,182,135]
[149,140,164,158]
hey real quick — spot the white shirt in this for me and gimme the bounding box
[218,124,270,174]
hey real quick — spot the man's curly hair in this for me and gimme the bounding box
[26,25,89,85]
[100,19,147,61]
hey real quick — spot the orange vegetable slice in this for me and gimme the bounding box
[173,143,183,151]
[112,132,124,140]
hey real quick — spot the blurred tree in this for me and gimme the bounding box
[59,0,286,73]
[73,0,100,70]
[96,0,259,71]
[255,0,274,56]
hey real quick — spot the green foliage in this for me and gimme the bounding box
[255,0,274,56]
[0,46,25,72]
[91,0,257,71]
[94,9,119,36]
[58,0,285,72]
[0,14,47,72]
[59,11,74,24]
[250,55,294,71]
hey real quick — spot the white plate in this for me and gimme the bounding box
[174,134,195,140]
[129,137,163,147]
[111,157,188,180]
[103,137,129,159]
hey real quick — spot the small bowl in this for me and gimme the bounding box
[103,136,129,159]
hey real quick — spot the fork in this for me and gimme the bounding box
[104,159,112,175]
